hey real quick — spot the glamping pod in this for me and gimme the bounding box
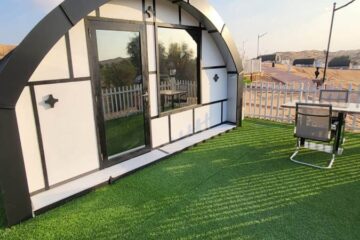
[0,0,243,226]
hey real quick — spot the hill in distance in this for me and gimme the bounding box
[0,44,16,60]
[276,49,360,64]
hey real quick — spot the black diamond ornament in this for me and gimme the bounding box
[45,94,59,108]
[213,74,219,82]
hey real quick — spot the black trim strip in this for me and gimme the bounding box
[47,168,99,190]
[179,6,182,25]
[95,8,100,17]
[208,30,218,34]
[221,101,224,123]
[64,33,74,80]
[157,149,170,154]
[202,65,227,70]
[30,188,46,197]
[87,16,147,25]
[149,71,157,74]
[168,115,172,142]
[151,99,228,120]
[29,86,50,190]
[27,77,90,86]
[156,22,205,30]
[142,0,146,22]
[153,0,156,18]
[192,108,195,133]
[156,121,236,148]
[0,108,33,226]
[59,4,75,26]
[220,24,226,34]
[0,105,15,110]
[228,71,238,74]
[201,99,228,106]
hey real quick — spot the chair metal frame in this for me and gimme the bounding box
[290,103,341,169]
[319,89,349,144]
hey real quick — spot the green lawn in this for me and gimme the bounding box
[105,113,145,156]
[1,119,360,239]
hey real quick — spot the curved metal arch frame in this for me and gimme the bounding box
[0,0,243,226]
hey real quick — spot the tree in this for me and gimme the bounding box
[127,34,141,75]
[100,59,136,88]
[163,42,197,82]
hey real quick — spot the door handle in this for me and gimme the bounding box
[142,92,149,98]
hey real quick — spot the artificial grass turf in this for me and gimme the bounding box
[105,113,145,156]
[1,119,360,239]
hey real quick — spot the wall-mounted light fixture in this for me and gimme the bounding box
[45,94,59,108]
[145,6,155,18]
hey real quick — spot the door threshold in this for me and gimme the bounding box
[108,145,146,160]
[31,124,236,214]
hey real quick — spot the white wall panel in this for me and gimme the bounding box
[202,31,225,67]
[100,0,143,21]
[181,8,198,26]
[201,68,227,104]
[156,0,179,24]
[227,74,238,123]
[147,24,157,72]
[190,1,224,32]
[151,117,170,147]
[35,81,99,186]
[16,87,45,193]
[88,11,96,17]
[30,37,69,81]
[194,103,222,133]
[69,20,90,78]
[170,110,193,141]
[149,74,158,117]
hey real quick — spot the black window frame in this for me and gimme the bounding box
[155,23,202,117]
[86,18,152,169]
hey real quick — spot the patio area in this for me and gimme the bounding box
[1,119,360,239]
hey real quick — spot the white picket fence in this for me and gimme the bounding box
[102,84,143,120]
[243,59,262,74]
[102,80,197,120]
[243,82,360,132]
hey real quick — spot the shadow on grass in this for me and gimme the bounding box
[0,119,359,239]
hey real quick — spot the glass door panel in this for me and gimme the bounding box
[95,29,146,159]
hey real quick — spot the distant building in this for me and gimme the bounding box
[293,58,315,67]
[329,56,351,69]
[258,54,281,63]
[350,63,360,70]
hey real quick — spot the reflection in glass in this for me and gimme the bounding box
[158,27,199,112]
[95,30,145,158]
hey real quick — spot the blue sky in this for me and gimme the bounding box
[210,0,360,58]
[0,0,359,58]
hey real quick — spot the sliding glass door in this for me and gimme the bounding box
[88,20,150,165]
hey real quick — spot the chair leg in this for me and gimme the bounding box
[290,141,336,169]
